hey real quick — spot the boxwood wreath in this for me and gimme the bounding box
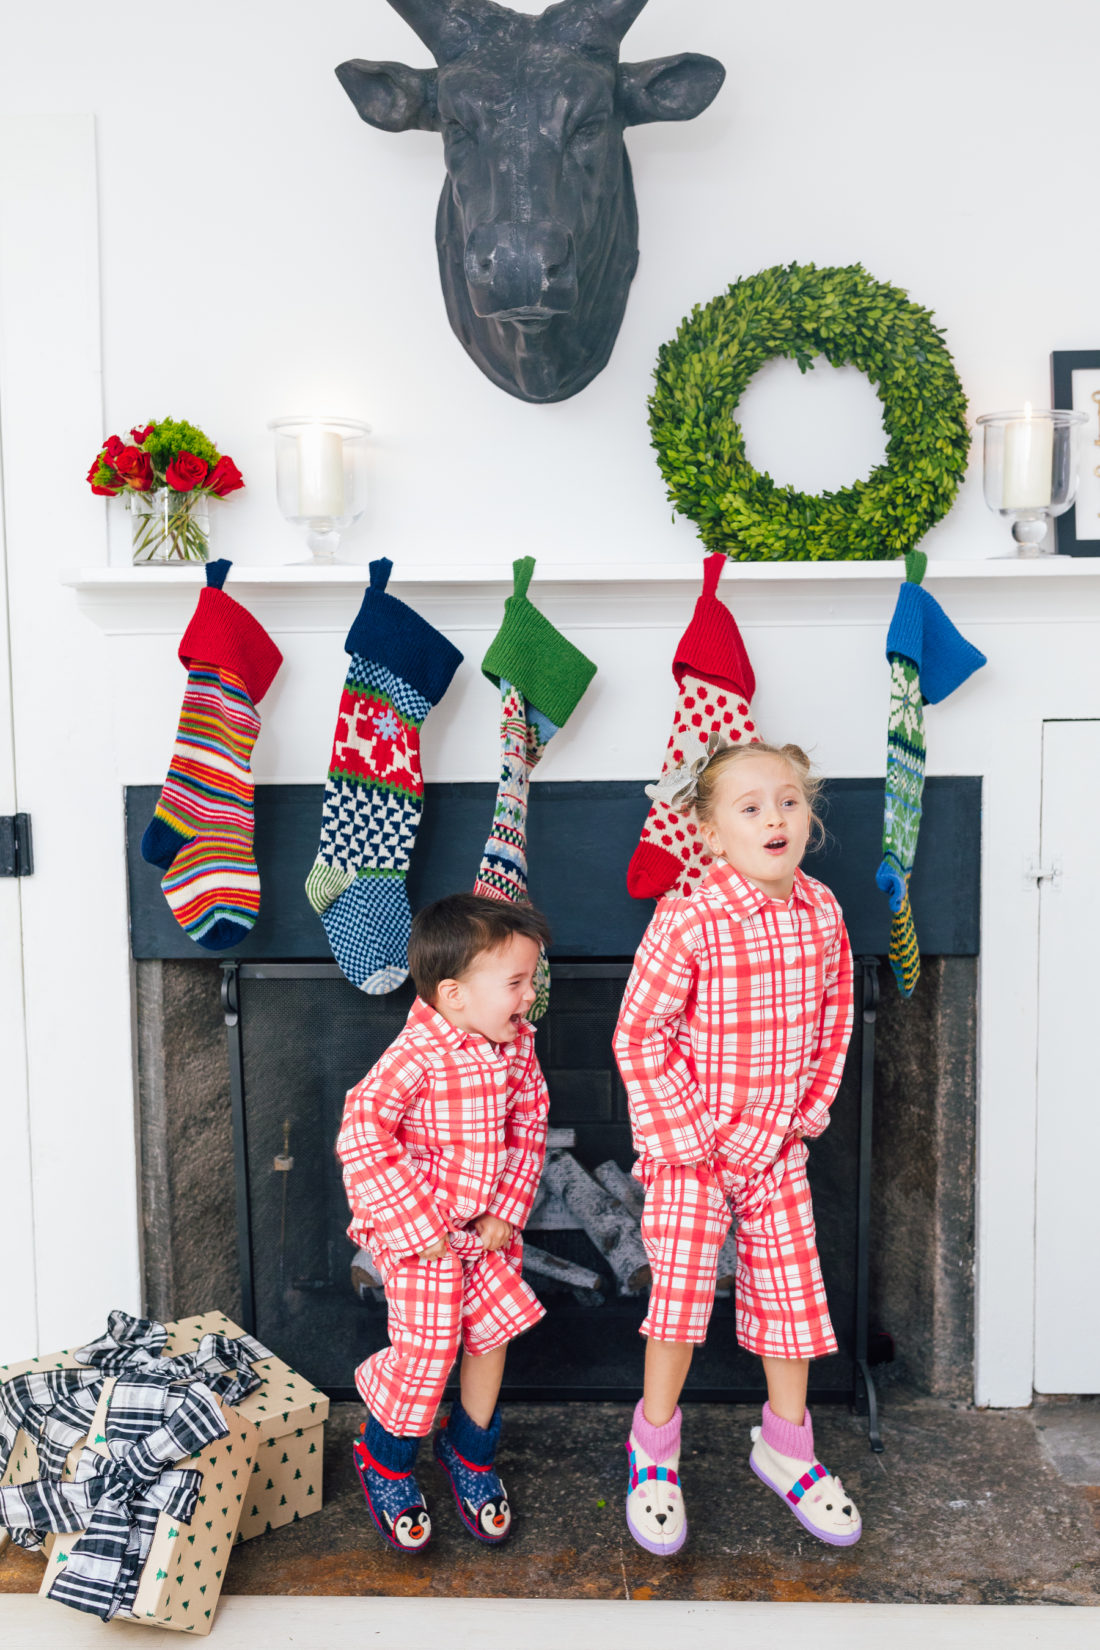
[649,262,970,562]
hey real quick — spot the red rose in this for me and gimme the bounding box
[206,455,244,497]
[87,458,121,496]
[165,450,209,493]
[130,423,155,445]
[114,444,155,491]
[103,434,125,462]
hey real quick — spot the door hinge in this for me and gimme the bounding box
[0,814,33,878]
[1026,855,1061,888]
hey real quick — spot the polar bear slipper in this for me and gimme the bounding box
[749,1407,862,1547]
[625,1400,688,1557]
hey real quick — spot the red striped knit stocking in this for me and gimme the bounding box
[627,555,758,901]
[141,560,282,949]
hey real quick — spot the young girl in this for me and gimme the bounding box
[613,739,862,1554]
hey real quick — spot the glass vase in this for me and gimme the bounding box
[129,487,211,564]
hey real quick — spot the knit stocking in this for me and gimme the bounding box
[306,559,463,993]
[876,653,925,996]
[476,558,597,1021]
[627,554,758,902]
[473,682,557,1015]
[141,559,282,950]
[875,554,985,997]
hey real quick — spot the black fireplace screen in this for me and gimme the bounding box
[125,775,981,1440]
[222,957,878,1414]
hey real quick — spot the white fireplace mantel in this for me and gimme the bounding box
[61,557,1100,637]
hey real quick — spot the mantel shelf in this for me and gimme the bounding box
[60,556,1100,638]
[60,557,1100,595]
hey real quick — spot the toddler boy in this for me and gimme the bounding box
[336,893,551,1551]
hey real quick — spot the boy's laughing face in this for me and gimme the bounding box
[435,932,541,1044]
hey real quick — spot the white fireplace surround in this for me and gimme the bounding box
[39,553,1100,1421]
[5,56,1100,1413]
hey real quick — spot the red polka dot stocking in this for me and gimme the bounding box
[627,555,759,901]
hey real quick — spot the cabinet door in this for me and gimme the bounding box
[1034,719,1100,1392]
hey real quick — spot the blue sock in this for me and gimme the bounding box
[446,1398,502,1466]
[364,1413,419,1475]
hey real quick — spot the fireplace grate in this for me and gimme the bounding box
[222,958,883,1444]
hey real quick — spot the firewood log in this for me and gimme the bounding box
[594,1158,738,1292]
[521,1242,604,1306]
[351,1248,386,1305]
[540,1149,651,1294]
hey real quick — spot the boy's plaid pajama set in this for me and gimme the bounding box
[614,861,854,1359]
[336,998,548,1436]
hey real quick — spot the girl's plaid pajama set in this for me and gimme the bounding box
[613,861,854,1359]
[336,997,548,1436]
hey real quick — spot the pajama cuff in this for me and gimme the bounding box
[486,1195,528,1230]
[796,1100,832,1140]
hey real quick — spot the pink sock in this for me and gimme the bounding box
[631,1398,681,1461]
[761,1401,815,1463]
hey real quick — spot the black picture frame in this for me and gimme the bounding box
[1051,350,1100,555]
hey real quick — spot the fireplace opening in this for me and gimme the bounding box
[129,778,980,1412]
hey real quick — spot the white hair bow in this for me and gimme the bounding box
[643,730,726,814]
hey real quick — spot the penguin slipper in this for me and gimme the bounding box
[353,1428,432,1553]
[433,1402,513,1545]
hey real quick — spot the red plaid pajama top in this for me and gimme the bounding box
[336,997,550,1261]
[614,862,854,1189]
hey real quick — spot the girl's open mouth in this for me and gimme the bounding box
[764,836,789,854]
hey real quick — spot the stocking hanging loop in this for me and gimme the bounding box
[369,557,394,592]
[512,556,535,600]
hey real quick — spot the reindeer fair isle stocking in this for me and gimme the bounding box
[627,554,759,902]
[476,557,597,1020]
[141,559,283,949]
[305,559,463,993]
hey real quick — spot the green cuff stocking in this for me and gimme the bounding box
[475,559,597,1021]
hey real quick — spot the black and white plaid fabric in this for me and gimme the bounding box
[0,1311,271,1492]
[0,1375,228,1621]
[0,1369,103,1482]
[73,1311,169,1373]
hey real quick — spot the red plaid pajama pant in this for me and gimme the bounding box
[638,1137,837,1359]
[356,1235,545,1436]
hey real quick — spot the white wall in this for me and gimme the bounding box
[3,2,1100,1398]
[3,0,1098,569]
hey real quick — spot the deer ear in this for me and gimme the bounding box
[336,59,440,133]
[617,53,725,126]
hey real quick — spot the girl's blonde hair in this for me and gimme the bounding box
[691,740,826,852]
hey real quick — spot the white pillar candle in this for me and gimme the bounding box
[1002,408,1053,510]
[297,426,345,519]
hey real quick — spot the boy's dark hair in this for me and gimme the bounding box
[408,893,551,1002]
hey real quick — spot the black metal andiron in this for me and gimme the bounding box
[336,0,725,403]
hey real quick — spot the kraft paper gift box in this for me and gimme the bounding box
[38,1375,254,1636]
[157,1312,329,1543]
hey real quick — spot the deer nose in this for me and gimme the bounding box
[464,222,578,317]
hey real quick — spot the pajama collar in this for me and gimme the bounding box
[406,995,535,1061]
[700,861,827,919]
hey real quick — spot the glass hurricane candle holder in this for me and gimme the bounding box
[268,416,371,563]
[976,406,1087,557]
